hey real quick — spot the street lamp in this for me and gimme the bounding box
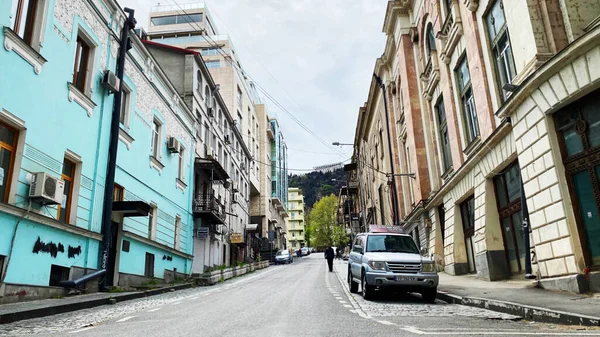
[332,142,353,146]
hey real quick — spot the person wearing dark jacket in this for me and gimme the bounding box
[325,246,335,272]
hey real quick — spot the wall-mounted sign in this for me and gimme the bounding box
[231,232,243,244]
[196,227,209,239]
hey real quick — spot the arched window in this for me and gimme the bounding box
[426,24,436,56]
[196,70,202,94]
[204,85,211,107]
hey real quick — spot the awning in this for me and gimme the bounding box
[246,224,259,232]
[112,201,151,217]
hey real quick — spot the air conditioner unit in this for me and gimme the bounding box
[207,147,216,160]
[224,135,231,145]
[232,194,238,204]
[207,107,214,117]
[101,70,120,93]
[167,137,181,153]
[232,183,239,193]
[29,172,65,205]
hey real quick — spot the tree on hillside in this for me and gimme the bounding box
[288,168,347,208]
[308,194,338,248]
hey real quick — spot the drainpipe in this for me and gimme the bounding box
[98,8,136,290]
[373,74,401,227]
[521,178,536,279]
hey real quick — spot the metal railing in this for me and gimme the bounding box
[193,194,225,219]
[440,11,454,39]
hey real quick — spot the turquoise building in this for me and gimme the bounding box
[0,0,194,302]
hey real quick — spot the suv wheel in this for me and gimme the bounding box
[421,288,437,303]
[348,268,359,293]
[361,272,373,300]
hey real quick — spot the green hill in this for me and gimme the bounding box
[288,168,347,209]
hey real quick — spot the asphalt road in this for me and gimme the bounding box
[2,254,600,337]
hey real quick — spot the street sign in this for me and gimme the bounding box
[196,227,209,239]
[231,232,243,244]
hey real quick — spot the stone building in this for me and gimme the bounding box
[353,0,600,292]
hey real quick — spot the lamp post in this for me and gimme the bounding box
[373,73,401,227]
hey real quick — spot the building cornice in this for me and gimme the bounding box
[382,0,414,35]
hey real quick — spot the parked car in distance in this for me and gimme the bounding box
[275,250,293,264]
[348,225,438,303]
[301,247,309,256]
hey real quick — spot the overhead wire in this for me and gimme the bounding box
[165,0,344,156]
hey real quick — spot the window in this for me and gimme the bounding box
[148,206,157,240]
[10,0,39,45]
[196,70,202,95]
[144,253,155,278]
[119,84,132,127]
[204,86,211,107]
[174,216,181,250]
[201,47,219,56]
[151,119,162,158]
[426,24,436,56]
[237,86,243,107]
[178,145,185,180]
[150,13,202,26]
[456,57,479,144]
[72,35,92,93]
[49,264,70,287]
[218,110,222,127]
[292,232,295,237]
[486,0,516,101]
[205,60,220,68]
[0,122,18,203]
[57,158,75,223]
[204,123,210,145]
[435,98,452,173]
[366,235,419,253]
[113,184,124,202]
[438,206,446,246]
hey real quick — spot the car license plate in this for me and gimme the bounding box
[394,276,417,281]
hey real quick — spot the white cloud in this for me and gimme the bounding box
[118,0,387,171]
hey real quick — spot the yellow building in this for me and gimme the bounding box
[286,188,305,249]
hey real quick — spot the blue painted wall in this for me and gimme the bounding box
[0,0,195,288]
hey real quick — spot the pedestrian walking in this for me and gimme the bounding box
[325,246,335,272]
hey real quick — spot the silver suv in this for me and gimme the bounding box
[347,226,438,302]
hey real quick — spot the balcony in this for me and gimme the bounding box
[192,194,226,224]
[437,0,463,64]
[195,157,229,181]
[420,55,440,101]
[266,125,275,140]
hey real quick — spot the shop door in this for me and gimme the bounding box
[493,162,526,274]
[460,196,476,273]
[555,91,600,266]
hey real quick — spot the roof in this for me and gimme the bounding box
[142,40,200,56]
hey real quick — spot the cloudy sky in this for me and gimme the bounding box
[120,0,388,172]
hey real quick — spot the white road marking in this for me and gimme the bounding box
[116,316,135,323]
[339,300,347,304]
[343,304,352,308]
[377,320,395,326]
[69,327,95,333]
[171,301,182,305]
[189,296,199,300]
[400,326,600,336]
[147,308,161,312]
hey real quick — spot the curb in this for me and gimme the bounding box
[437,291,600,327]
[0,283,194,325]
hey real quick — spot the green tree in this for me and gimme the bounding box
[308,194,339,248]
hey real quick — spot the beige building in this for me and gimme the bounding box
[286,188,306,250]
[353,0,600,293]
[146,3,289,257]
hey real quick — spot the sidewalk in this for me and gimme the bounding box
[0,283,193,325]
[438,273,600,326]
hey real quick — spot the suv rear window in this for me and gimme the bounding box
[366,235,419,253]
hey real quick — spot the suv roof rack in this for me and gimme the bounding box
[368,225,407,234]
